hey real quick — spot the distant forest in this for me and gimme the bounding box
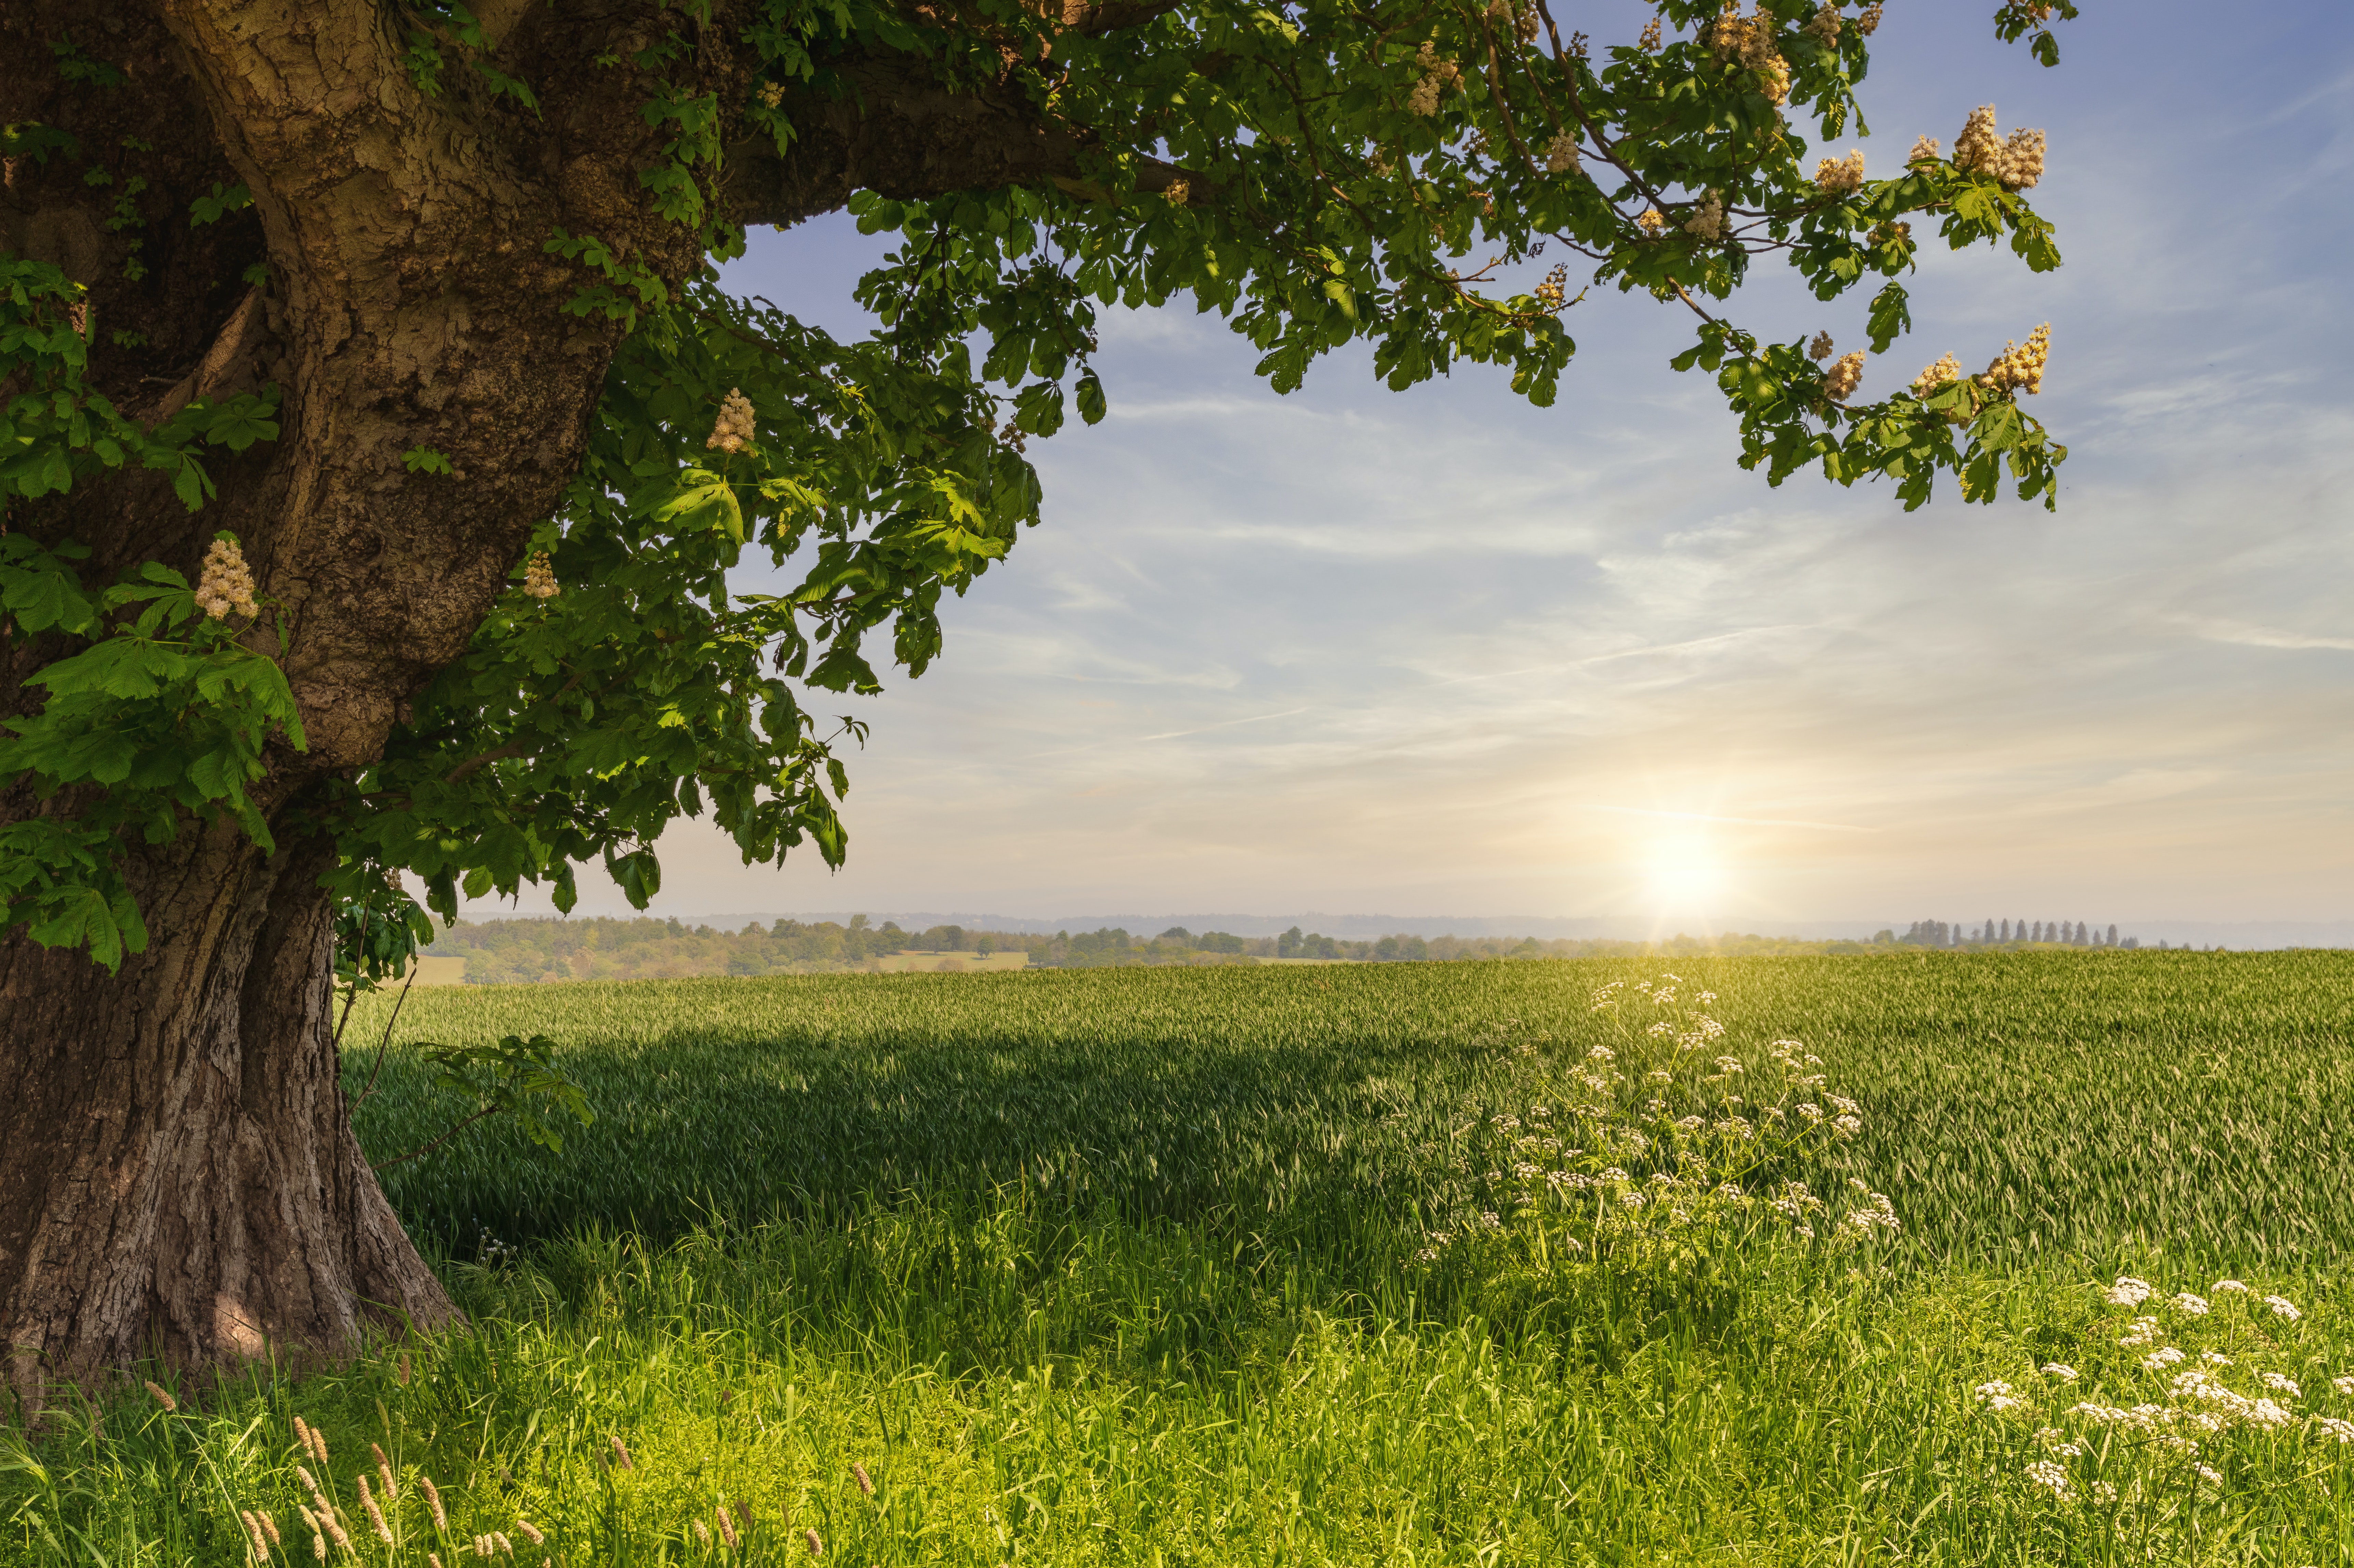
[1890,918,2179,950]
[414,917,2015,985]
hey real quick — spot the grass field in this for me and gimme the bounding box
[7,953,2354,1565]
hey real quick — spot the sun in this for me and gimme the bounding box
[1640,834,1729,918]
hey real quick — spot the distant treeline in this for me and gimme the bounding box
[1889,919,2191,950]
[421,915,2211,985]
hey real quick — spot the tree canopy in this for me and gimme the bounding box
[2,0,2076,980]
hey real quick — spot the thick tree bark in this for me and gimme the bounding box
[0,830,452,1403]
[0,0,1162,1401]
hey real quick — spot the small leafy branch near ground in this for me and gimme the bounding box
[370,1035,593,1170]
[1418,974,1898,1288]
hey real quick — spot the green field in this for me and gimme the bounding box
[8,954,2354,1565]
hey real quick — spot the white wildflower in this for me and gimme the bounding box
[2040,1362,2079,1383]
[2265,1295,2302,1322]
[2104,1276,2155,1308]
[2023,1459,2071,1498]
[1976,1380,2025,1413]
[2174,1291,2210,1316]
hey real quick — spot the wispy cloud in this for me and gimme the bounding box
[1581,805,1882,835]
[1135,708,1314,743]
[2182,619,2354,653]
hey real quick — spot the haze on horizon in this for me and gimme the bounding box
[454,0,2354,935]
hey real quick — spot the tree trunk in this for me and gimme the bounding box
[0,826,456,1409]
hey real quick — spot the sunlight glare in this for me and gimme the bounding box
[1641,834,1729,919]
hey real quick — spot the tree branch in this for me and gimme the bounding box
[370,1105,501,1171]
[440,670,585,783]
[726,50,1204,228]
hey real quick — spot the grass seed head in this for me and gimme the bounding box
[358,1474,393,1544]
[372,1441,398,1500]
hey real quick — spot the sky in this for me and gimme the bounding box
[475,0,2354,937]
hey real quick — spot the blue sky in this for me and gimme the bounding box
[500,1,2354,932]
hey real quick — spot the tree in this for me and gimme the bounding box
[0,0,2081,1390]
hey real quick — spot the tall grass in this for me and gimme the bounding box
[8,953,2354,1565]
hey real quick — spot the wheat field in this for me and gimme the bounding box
[6,953,2352,1565]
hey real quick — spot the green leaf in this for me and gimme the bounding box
[187,182,252,227]
[647,469,745,545]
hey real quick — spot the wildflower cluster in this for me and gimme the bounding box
[1813,148,1865,195]
[1807,331,1835,363]
[1706,5,1790,105]
[1414,977,1896,1282]
[196,535,258,622]
[1637,208,1667,236]
[1822,350,1865,403]
[1908,134,1942,162]
[1638,15,1662,51]
[521,552,559,600]
[1801,3,1841,46]
[1407,41,1461,116]
[705,388,756,454]
[1856,2,1882,35]
[1533,265,1570,310]
[1683,191,1726,241]
[1952,105,2048,189]
[1969,1276,2354,1514]
[1544,132,1580,174]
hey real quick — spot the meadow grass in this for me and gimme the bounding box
[6,953,2353,1565]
